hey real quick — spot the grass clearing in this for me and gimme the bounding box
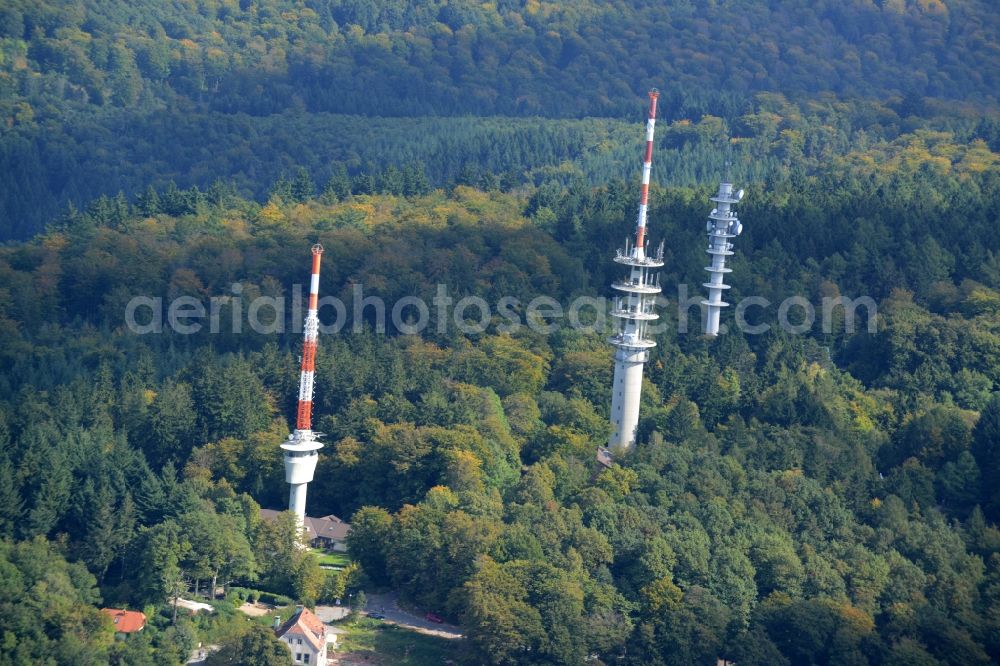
[310,548,352,567]
[333,617,462,665]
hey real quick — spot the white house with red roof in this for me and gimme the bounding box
[274,606,333,665]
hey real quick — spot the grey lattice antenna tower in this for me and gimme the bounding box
[607,90,663,451]
[701,178,744,336]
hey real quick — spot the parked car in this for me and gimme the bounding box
[425,612,444,624]
[366,612,385,620]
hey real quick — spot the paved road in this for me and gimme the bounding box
[315,604,352,623]
[363,591,463,639]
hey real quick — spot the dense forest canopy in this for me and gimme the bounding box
[2,0,1000,663]
[4,0,998,117]
[0,0,998,238]
[1,159,1000,663]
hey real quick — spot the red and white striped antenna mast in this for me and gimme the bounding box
[296,244,323,431]
[281,243,325,524]
[605,89,664,452]
[634,89,659,257]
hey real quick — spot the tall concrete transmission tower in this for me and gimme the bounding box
[607,90,664,452]
[701,179,744,336]
[281,244,324,523]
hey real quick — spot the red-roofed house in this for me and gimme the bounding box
[274,606,333,665]
[101,608,147,635]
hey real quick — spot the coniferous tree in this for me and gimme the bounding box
[145,380,197,467]
[24,449,71,538]
[291,167,314,203]
[322,164,351,202]
[973,393,1000,519]
[0,452,22,538]
[76,482,119,581]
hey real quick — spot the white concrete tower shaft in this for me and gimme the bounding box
[607,90,663,451]
[281,244,325,524]
[702,181,744,336]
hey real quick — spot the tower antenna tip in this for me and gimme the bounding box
[312,243,324,254]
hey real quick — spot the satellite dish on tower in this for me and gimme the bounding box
[736,189,745,201]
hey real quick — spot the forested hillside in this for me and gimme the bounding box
[1,155,1000,662]
[1,0,998,238]
[5,0,997,117]
[3,0,1000,663]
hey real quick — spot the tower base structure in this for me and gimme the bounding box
[288,483,308,520]
[609,345,651,449]
[281,430,322,524]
